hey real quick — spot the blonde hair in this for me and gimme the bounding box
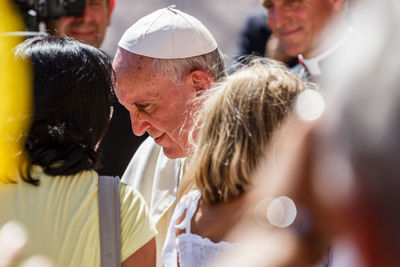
[181,59,306,204]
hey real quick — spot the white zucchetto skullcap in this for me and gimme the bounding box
[118,6,218,59]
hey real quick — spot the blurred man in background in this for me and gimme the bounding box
[263,0,350,82]
[48,0,114,48]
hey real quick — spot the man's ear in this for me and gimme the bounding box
[188,70,214,95]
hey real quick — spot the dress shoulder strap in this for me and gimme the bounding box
[174,190,201,233]
[162,190,201,267]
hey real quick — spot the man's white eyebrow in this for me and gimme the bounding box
[130,94,160,107]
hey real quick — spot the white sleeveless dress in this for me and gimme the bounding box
[162,190,237,267]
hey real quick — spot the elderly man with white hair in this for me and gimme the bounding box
[112,6,225,266]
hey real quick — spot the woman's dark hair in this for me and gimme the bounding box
[15,36,114,183]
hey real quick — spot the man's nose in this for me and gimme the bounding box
[129,109,151,136]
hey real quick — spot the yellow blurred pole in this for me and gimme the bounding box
[0,0,32,183]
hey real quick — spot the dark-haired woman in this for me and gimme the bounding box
[0,36,156,266]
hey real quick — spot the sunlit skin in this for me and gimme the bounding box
[263,0,345,58]
[113,48,212,159]
[49,0,111,48]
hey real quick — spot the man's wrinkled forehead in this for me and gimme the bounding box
[114,49,150,73]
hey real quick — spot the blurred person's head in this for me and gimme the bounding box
[113,7,225,159]
[262,0,347,58]
[15,35,114,182]
[184,59,306,204]
[47,0,114,48]
[299,1,400,265]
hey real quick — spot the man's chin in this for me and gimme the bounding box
[162,147,186,159]
[67,33,100,47]
[284,45,303,58]
[78,38,100,47]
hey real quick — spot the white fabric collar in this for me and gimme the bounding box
[299,27,354,76]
